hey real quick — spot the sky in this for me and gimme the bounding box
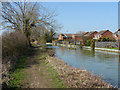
[42,2,118,34]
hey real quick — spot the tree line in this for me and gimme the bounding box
[2,2,59,46]
[2,2,60,84]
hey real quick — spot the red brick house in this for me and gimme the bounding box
[58,34,72,40]
[94,30,113,39]
[72,32,89,41]
[84,31,98,39]
[113,29,120,41]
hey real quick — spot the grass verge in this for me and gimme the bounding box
[8,48,32,88]
[37,54,66,88]
[46,65,66,88]
[100,47,118,50]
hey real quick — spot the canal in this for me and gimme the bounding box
[47,46,119,87]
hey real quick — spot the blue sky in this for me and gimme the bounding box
[42,2,118,33]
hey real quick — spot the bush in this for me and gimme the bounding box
[85,40,91,46]
[2,31,29,87]
[90,39,95,50]
[97,37,116,42]
[2,31,29,60]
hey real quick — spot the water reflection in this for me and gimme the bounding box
[90,50,95,57]
[119,54,120,63]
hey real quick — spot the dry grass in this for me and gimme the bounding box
[2,31,29,59]
[47,56,113,88]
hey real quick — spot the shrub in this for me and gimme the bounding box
[2,31,29,87]
[97,37,116,42]
[90,39,95,50]
[86,40,91,46]
[2,31,29,61]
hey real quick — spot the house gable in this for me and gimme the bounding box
[94,30,113,39]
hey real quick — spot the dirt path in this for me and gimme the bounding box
[21,48,58,88]
[10,47,112,88]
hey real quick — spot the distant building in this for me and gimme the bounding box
[94,30,113,39]
[58,34,72,40]
[84,31,98,39]
[113,29,120,41]
[72,32,89,41]
[58,31,97,41]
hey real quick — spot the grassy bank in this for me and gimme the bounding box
[7,46,112,88]
[33,49,65,88]
[7,47,65,88]
[47,56,113,88]
[101,47,118,50]
[8,48,32,88]
[39,59,65,88]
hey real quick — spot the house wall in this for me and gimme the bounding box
[94,35,98,39]
[94,31,113,39]
[75,36,83,41]
[72,35,82,41]
[65,37,72,40]
[91,31,98,38]
[112,34,118,41]
[72,35,75,40]
[58,34,63,40]
[101,31,113,38]
[118,35,120,41]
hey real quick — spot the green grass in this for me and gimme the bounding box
[84,45,90,47]
[8,48,32,88]
[46,65,66,88]
[41,56,46,60]
[101,47,118,50]
[8,56,27,88]
[39,70,43,76]
[37,52,66,88]
[8,48,66,88]
[35,51,66,88]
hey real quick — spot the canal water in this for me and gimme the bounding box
[47,46,120,87]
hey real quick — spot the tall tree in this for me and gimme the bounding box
[48,28,55,42]
[2,2,57,46]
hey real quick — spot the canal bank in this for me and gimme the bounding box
[83,46,120,53]
[7,46,113,88]
[54,43,120,53]
[47,45,119,87]
[47,54,113,88]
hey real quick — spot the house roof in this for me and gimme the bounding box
[84,31,97,36]
[114,29,120,34]
[73,34,81,36]
[95,30,110,35]
[73,32,89,37]
[64,34,73,37]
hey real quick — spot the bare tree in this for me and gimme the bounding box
[2,1,58,46]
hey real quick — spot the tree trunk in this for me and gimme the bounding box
[28,36,32,47]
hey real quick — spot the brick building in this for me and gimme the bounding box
[94,30,113,39]
[72,32,89,41]
[113,29,120,41]
[58,34,72,40]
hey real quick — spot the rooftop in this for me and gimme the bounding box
[95,30,109,35]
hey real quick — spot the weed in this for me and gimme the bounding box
[41,57,46,60]
[8,49,32,88]
[39,70,43,76]
[46,66,66,88]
